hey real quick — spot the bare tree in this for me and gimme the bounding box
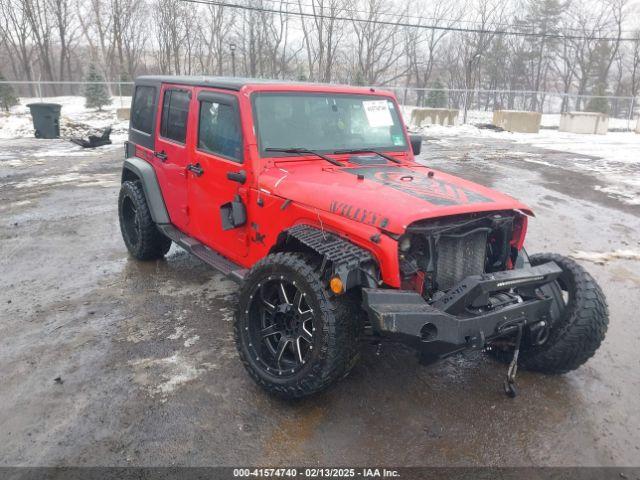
[154,0,194,74]
[0,0,638,115]
[24,0,59,93]
[195,3,235,75]
[460,0,506,121]
[78,0,116,83]
[50,0,81,91]
[404,0,462,105]
[349,0,406,85]
[0,0,36,94]
[631,33,640,100]
[299,0,347,82]
[120,0,149,78]
[565,0,623,110]
[552,37,576,112]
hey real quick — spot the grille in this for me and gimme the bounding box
[436,230,488,290]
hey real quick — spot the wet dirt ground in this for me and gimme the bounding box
[0,134,639,467]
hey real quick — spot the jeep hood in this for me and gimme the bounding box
[259,163,532,234]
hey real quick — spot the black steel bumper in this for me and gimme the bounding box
[362,262,562,351]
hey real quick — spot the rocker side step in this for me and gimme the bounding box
[158,224,247,283]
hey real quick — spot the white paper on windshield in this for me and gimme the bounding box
[362,100,393,127]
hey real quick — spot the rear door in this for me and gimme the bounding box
[154,84,193,231]
[187,89,248,259]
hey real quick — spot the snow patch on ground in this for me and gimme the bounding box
[419,123,640,206]
[13,172,119,189]
[571,250,640,264]
[166,324,200,348]
[183,335,200,348]
[0,95,130,140]
[129,353,211,398]
[167,325,187,340]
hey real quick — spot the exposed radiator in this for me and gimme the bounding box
[436,230,488,290]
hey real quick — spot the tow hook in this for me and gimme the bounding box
[503,322,524,398]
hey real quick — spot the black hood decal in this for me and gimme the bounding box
[343,166,492,206]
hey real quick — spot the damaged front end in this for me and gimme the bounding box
[362,211,559,357]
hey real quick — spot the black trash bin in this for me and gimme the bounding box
[27,103,62,139]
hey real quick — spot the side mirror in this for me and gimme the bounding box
[410,134,422,156]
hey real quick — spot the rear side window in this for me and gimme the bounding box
[130,86,155,134]
[198,100,242,162]
[160,89,190,144]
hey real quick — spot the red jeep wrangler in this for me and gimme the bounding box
[119,76,608,398]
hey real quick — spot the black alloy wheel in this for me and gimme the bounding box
[246,276,317,376]
[234,252,360,398]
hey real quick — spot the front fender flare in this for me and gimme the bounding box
[279,224,380,290]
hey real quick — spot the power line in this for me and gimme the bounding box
[234,0,639,35]
[180,0,640,42]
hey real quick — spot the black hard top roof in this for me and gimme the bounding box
[136,75,319,91]
[134,76,389,94]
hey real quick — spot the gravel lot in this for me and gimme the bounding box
[0,132,639,467]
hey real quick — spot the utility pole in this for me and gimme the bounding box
[230,43,237,77]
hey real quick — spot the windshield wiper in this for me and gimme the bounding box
[333,148,402,164]
[265,147,343,167]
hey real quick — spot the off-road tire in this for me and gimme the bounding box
[234,252,360,398]
[489,253,608,374]
[118,180,172,260]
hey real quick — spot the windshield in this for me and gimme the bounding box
[253,93,407,157]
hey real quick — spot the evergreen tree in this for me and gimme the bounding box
[119,71,133,97]
[586,40,613,114]
[521,0,566,110]
[84,64,112,111]
[586,86,610,114]
[0,74,19,112]
[353,70,366,86]
[425,79,447,108]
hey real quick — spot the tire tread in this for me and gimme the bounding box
[233,252,359,398]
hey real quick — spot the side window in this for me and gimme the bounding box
[131,86,155,134]
[197,100,243,162]
[160,89,190,144]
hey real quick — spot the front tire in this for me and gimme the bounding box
[118,180,172,260]
[490,253,608,374]
[233,252,359,398]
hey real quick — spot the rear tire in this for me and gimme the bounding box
[233,252,359,398]
[489,253,608,374]
[118,180,172,260]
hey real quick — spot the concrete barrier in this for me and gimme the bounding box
[116,107,130,121]
[410,108,458,126]
[492,110,541,133]
[559,112,608,134]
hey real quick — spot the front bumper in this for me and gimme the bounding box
[362,262,562,351]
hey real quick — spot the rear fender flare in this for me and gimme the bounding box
[121,158,170,224]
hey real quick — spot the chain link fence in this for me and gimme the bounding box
[0,80,134,107]
[1,80,639,131]
[387,86,638,131]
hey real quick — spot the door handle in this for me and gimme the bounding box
[226,169,247,184]
[187,163,204,177]
[154,150,167,161]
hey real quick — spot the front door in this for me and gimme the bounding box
[187,89,248,260]
[154,85,193,231]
